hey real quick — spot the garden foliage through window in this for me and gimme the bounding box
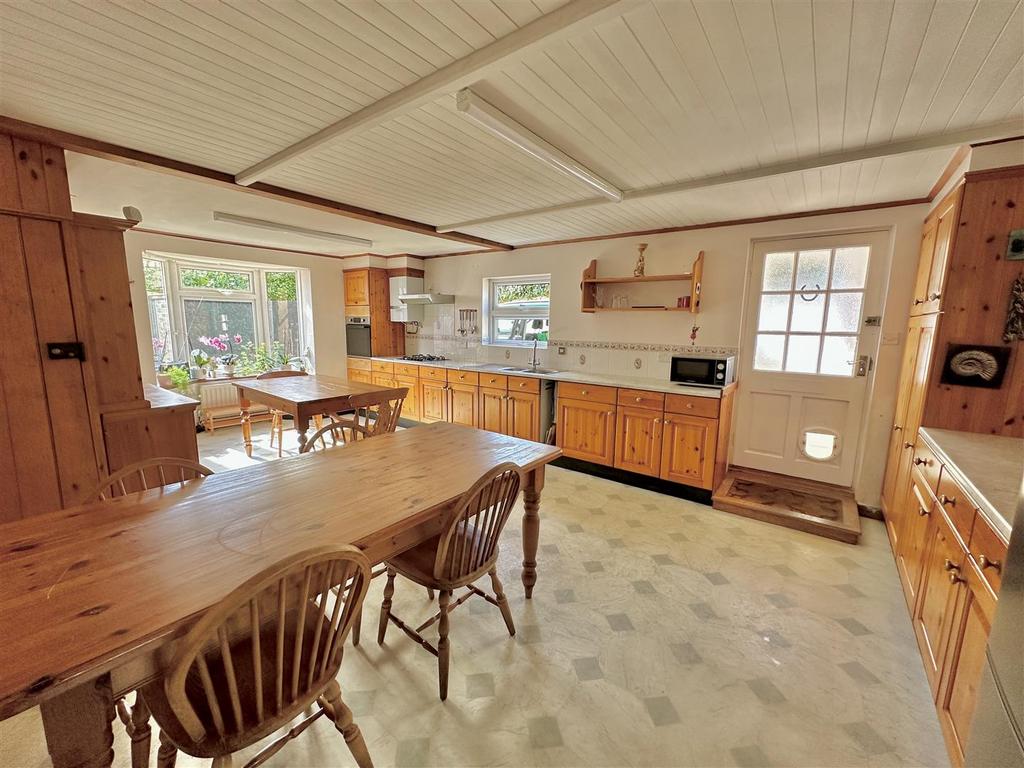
[485,275,551,345]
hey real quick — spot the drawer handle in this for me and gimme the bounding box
[949,571,965,585]
[929,292,942,301]
[913,457,932,466]
[685,403,693,409]
[978,554,1002,572]
[913,297,926,305]
[943,558,958,572]
[580,389,588,395]
[893,424,903,432]
[944,559,965,584]
[520,383,527,388]
[635,396,643,402]
[939,494,956,507]
[903,442,914,449]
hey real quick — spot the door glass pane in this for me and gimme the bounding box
[820,336,857,376]
[183,299,256,357]
[785,335,820,373]
[831,247,869,289]
[763,252,794,291]
[754,334,785,371]
[790,291,825,332]
[266,271,301,358]
[826,292,864,332]
[758,294,791,331]
[795,249,830,291]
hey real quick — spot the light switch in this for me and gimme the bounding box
[882,332,900,346]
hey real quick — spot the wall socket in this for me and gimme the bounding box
[557,346,567,355]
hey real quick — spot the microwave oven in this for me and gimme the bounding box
[669,354,735,387]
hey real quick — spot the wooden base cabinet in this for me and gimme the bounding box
[395,374,419,421]
[507,389,541,441]
[659,414,716,489]
[613,406,663,477]
[419,378,447,423]
[895,471,935,612]
[556,396,617,466]
[479,386,507,434]
[448,381,478,427]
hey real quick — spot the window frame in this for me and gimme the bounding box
[482,274,551,348]
[143,253,310,370]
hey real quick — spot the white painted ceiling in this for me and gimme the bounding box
[65,153,479,256]
[2,0,1022,251]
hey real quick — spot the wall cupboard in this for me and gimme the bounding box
[343,268,404,357]
[880,164,1022,768]
[0,129,198,523]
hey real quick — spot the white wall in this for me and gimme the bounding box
[422,203,931,506]
[124,232,349,381]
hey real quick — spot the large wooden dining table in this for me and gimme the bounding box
[0,422,560,768]
[234,374,407,455]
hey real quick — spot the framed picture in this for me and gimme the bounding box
[940,344,1011,389]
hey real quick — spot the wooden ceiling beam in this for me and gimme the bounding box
[233,0,639,186]
[0,114,511,251]
[436,119,1024,233]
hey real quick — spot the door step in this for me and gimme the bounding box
[712,468,861,544]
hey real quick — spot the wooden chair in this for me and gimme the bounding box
[91,457,215,768]
[377,462,522,700]
[93,457,213,500]
[298,391,407,455]
[142,546,374,768]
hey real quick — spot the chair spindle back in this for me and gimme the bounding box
[434,463,522,583]
[93,458,214,500]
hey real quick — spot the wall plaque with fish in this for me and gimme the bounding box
[939,343,1011,389]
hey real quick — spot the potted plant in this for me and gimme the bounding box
[191,348,214,378]
[166,365,191,391]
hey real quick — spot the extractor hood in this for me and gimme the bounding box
[399,293,455,305]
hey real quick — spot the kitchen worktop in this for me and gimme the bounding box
[919,427,1023,541]
[363,356,726,399]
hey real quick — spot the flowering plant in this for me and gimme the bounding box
[200,333,244,365]
[191,348,212,368]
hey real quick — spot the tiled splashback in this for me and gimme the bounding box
[405,306,736,380]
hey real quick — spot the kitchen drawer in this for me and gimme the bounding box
[346,357,371,371]
[479,372,508,390]
[558,381,615,404]
[911,437,941,494]
[665,393,719,419]
[394,363,421,377]
[968,515,1007,595]
[448,369,479,385]
[419,365,447,381]
[935,471,977,545]
[508,375,540,394]
[617,388,665,411]
[371,360,395,373]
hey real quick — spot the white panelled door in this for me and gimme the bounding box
[732,231,888,486]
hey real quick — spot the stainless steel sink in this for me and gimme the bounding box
[502,367,560,375]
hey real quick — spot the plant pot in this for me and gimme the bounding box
[189,366,201,379]
[205,367,217,379]
[220,364,236,377]
[156,372,173,388]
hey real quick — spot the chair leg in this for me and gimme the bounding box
[277,417,284,458]
[314,414,326,448]
[211,755,233,768]
[426,587,435,600]
[269,413,277,447]
[377,567,396,644]
[127,692,152,768]
[438,590,451,701]
[156,728,177,768]
[489,567,516,637]
[352,605,362,646]
[323,679,374,768]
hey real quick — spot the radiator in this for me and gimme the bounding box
[200,382,240,411]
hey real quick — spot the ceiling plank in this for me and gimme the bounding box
[436,118,1023,231]
[0,114,510,251]
[233,0,639,186]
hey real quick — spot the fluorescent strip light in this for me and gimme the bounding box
[456,88,623,203]
[212,212,373,248]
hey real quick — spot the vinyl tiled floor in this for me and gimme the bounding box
[0,427,948,767]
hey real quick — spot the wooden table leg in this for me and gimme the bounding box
[521,465,545,599]
[41,676,116,768]
[239,393,253,458]
[295,413,311,453]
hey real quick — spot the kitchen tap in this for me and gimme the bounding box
[529,338,541,370]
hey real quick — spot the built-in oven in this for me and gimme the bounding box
[670,354,735,387]
[345,316,372,358]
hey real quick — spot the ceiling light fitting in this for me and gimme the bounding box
[455,87,623,203]
[212,212,373,247]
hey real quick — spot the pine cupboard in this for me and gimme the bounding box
[0,129,198,523]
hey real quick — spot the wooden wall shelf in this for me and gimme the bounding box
[581,251,703,314]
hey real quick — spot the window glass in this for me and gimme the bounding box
[183,299,256,356]
[266,271,301,358]
[144,259,173,368]
[753,245,868,376]
[486,275,550,345]
[180,267,251,292]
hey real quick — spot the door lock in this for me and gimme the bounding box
[853,355,870,377]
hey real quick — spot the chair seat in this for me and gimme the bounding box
[142,605,332,758]
[389,522,490,589]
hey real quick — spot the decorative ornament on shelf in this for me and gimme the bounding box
[689,325,700,346]
[633,242,648,277]
[1003,275,1024,342]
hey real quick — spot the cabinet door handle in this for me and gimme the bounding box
[978,554,1002,572]
[904,442,914,449]
[949,572,965,585]
[943,558,958,572]
[913,457,931,466]
[918,505,929,517]
[893,424,903,431]
[664,419,672,425]
[653,418,661,424]
[606,410,614,416]
[913,297,926,305]
[929,292,942,301]
[939,494,956,507]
